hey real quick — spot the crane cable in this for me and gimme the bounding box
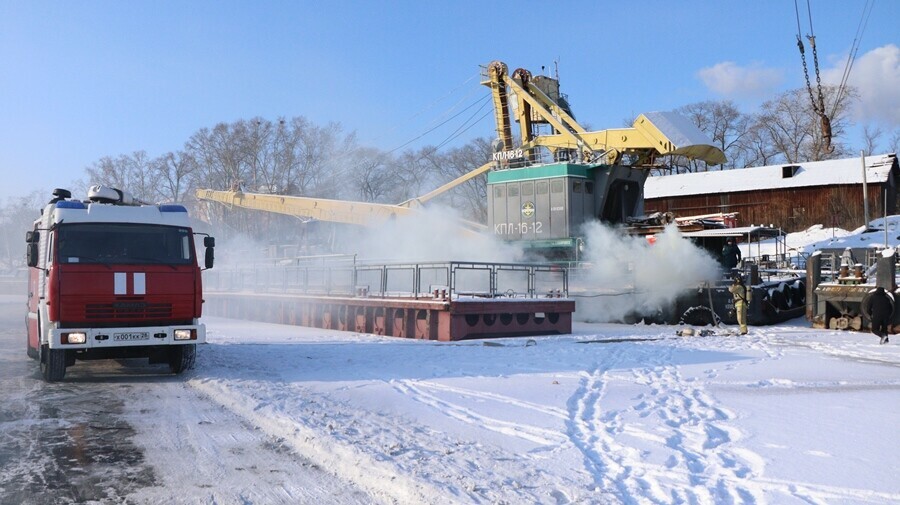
[830,0,875,119]
[386,94,490,154]
[794,0,834,154]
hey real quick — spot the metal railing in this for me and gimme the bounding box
[204,259,568,300]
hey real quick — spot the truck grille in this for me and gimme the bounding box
[85,302,173,320]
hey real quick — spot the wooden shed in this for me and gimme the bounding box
[644,153,899,232]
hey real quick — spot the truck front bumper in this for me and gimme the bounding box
[48,323,206,349]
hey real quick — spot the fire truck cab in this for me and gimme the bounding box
[26,186,214,382]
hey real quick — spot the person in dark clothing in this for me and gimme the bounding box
[722,238,742,270]
[866,286,893,344]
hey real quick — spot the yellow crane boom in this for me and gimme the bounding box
[195,189,415,226]
[195,188,487,231]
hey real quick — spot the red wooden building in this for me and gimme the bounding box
[644,153,899,232]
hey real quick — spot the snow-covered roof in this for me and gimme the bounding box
[644,153,898,199]
[643,111,714,148]
[51,201,193,227]
[681,225,784,239]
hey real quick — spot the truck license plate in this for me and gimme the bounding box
[113,332,150,341]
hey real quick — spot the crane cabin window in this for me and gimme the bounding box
[57,223,194,265]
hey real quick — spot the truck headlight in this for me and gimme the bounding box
[62,332,87,344]
[174,329,196,341]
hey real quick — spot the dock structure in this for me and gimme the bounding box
[202,259,574,341]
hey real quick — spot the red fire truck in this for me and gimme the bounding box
[26,186,215,382]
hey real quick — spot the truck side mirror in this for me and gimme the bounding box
[202,235,215,269]
[27,243,39,267]
[204,247,214,269]
[26,231,39,243]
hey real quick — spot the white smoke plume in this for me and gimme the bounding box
[203,205,721,324]
[572,222,721,322]
[356,204,524,263]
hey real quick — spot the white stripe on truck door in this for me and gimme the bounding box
[114,272,127,295]
[133,273,146,295]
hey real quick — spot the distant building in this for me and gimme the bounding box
[644,153,899,232]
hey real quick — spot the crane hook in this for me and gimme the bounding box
[821,115,835,153]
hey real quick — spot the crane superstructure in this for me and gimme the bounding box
[482,61,725,167]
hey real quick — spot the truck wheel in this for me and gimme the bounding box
[169,344,196,374]
[680,306,716,326]
[41,345,66,382]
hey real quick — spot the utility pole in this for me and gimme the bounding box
[861,150,869,228]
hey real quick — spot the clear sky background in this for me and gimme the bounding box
[1,0,898,202]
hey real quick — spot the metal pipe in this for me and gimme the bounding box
[885,188,889,250]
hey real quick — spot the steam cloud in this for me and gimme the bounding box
[356,205,524,263]
[206,206,721,325]
[573,222,721,322]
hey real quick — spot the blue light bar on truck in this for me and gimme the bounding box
[56,201,86,209]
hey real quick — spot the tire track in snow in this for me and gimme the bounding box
[387,379,593,502]
[403,380,569,419]
[391,380,569,445]
[189,379,454,505]
[193,373,591,504]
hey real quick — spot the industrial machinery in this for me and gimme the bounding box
[483,61,725,259]
[807,247,899,332]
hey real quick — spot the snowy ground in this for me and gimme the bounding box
[5,215,900,504]
[178,315,899,504]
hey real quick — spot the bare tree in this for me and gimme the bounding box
[430,138,493,222]
[740,117,781,168]
[754,85,857,163]
[0,192,44,271]
[675,100,750,170]
[156,150,197,203]
[186,123,250,191]
[888,129,900,155]
[349,147,394,203]
[862,124,883,156]
[177,116,358,239]
[392,148,443,202]
[84,151,162,202]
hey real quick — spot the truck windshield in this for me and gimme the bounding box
[57,223,194,265]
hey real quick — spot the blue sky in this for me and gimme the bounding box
[1,0,898,201]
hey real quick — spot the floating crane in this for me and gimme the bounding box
[195,61,729,340]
